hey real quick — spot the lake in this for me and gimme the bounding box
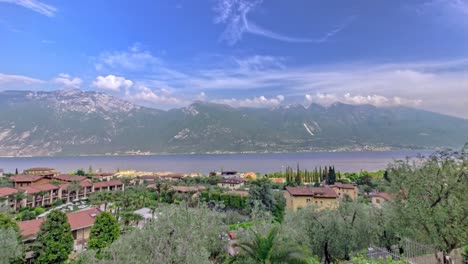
[0,150,432,175]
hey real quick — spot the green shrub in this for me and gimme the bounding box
[34,207,45,216]
[229,194,242,208]
[211,192,220,201]
[220,193,230,206]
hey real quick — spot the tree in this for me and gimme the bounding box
[234,226,310,264]
[89,204,227,263]
[34,210,74,264]
[282,202,380,263]
[75,169,86,176]
[88,165,93,175]
[248,178,275,212]
[387,149,467,263]
[15,168,18,175]
[0,228,23,264]
[328,166,336,185]
[67,181,82,201]
[88,212,120,258]
[0,212,19,231]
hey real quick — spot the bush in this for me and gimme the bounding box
[211,192,220,202]
[34,207,45,216]
[220,193,230,206]
[200,191,209,202]
[229,194,242,208]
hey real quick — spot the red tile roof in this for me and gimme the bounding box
[18,208,101,239]
[18,186,42,194]
[9,174,46,182]
[18,218,44,239]
[32,184,59,192]
[54,174,87,182]
[93,179,123,188]
[330,183,357,189]
[0,187,19,197]
[67,208,101,230]
[286,187,338,198]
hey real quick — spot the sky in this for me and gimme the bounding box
[0,0,467,118]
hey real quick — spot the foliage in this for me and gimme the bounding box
[34,210,74,264]
[34,207,45,215]
[88,212,120,258]
[386,148,468,256]
[248,178,275,212]
[85,204,228,264]
[231,226,312,264]
[282,202,380,263]
[0,228,24,264]
[75,169,86,176]
[349,254,406,264]
[0,212,19,231]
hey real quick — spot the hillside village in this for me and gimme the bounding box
[0,148,466,264]
[1,164,399,263]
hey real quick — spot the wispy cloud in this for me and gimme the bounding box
[213,0,351,44]
[95,44,161,72]
[0,72,44,84]
[0,0,57,17]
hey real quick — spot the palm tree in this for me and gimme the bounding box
[67,181,82,202]
[234,226,310,264]
[12,191,26,211]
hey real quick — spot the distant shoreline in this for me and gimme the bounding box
[0,147,439,159]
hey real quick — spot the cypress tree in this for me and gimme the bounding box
[88,212,120,259]
[34,210,73,264]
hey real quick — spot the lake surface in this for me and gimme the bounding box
[0,150,432,175]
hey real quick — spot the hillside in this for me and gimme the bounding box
[0,89,466,156]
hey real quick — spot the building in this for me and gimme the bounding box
[9,174,52,188]
[0,169,4,177]
[18,208,101,256]
[369,192,391,208]
[217,178,246,190]
[23,167,59,176]
[1,178,124,210]
[284,186,338,211]
[329,182,359,200]
[0,187,20,210]
[19,183,61,207]
[90,172,114,182]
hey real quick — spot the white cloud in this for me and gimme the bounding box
[53,73,82,88]
[129,85,189,108]
[213,95,284,108]
[305,93,422,107]
[213,0,350,44]
[92,75,133,91]
[0,73,44,84]
[0,0,57,17]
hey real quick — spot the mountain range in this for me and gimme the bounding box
[0,89,467,156]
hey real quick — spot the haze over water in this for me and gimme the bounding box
[0,150,430,174]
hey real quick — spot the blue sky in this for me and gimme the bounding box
[0,0,467,118]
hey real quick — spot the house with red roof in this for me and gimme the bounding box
[19,207,101,257]
[329,182,359,200]
[284,186,339,211]
[0,187,20,210]
[369,192,391,208]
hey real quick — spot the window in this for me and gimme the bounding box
[306,198,311,203]
[376,199,380,204]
